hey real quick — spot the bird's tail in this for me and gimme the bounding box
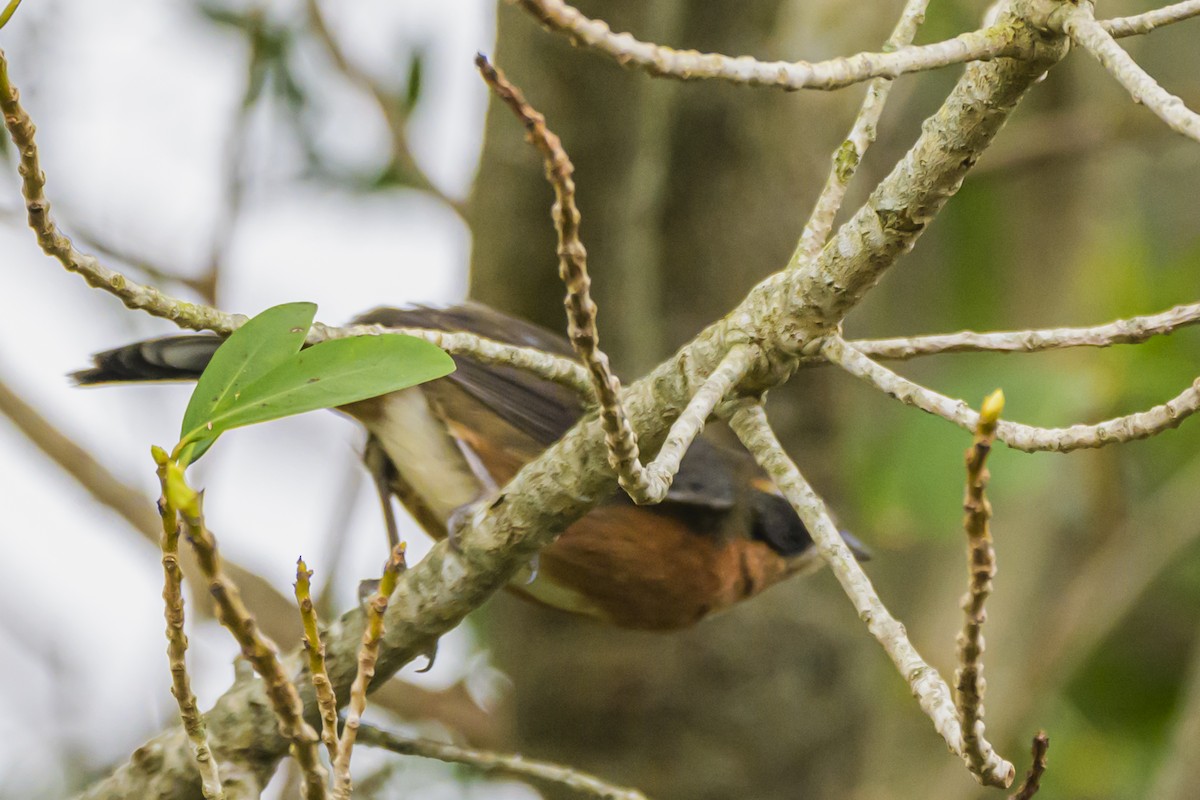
[71,335,222,385]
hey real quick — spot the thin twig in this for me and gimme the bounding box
[357,723,650,800]
[792,0,930,266]
[329,322,592,396]
[163,461,328,800]
[725,401,1014,786]
[516,0,1023,92]
[304,0,466,217]
[1101,0,1200,38]
[1008,732,1050,800]
[0,50,243,333]
[955,391,1004,782]
[0,49,583,406]
[1057,2,1200,143]
[477,54,758,504]
[474,55,629,457]
[0,374,303,644]
[332,543,407,800]
[153,449,224,800]
[844,300,1200,361]
[821,336,1200,453]
[295,558,340,763]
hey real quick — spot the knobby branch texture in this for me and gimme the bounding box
[11,0,1195,794]
[68,2,1071,795]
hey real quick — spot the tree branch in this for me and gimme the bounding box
[726,401,1014,787]
[357,723,650,800]
[792,0,931,266]
[515,0,1026,92]
[1102,0,1200,38]
[822,336,1200,453]
[1057,1,1200,143]
[69,4,1071,794]
[844,300,1200,361]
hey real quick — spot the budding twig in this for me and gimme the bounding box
[331,543,407,800]
[956,390,1004,782]
[153,448,224,800]
[161,458,328,800]
[295,558,339,762]
[725,401,1015,787]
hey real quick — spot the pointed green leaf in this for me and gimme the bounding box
[181,302,316,445]
[183,334,453,450]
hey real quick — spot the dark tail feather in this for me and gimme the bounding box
[72,335,222,385]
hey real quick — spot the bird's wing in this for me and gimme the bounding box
[353,303,736,510]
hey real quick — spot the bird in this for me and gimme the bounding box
[74,302,865,630]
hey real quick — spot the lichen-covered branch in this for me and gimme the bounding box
[791,0,931,266]
[955,391,1004,783]
[332,544,406,800]
[725,401,1014,787]
[845,300,1200,361]
[1101,0,1200,38]
[153,450,224,800]
[357,723,649,800]
[76,5,1072,796]
[822,336,1200,453]
[517,0,1024,92]
[1057,1,1200,143]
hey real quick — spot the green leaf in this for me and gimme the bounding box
[181,334,453,456]
[181,302,316,450]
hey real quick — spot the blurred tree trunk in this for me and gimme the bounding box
[468,2,886,797]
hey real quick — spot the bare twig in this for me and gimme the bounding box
[330,322,592,395]
[295,559,339,762]
[477,54,759,504]
[357,723,650,800]
[153,449,224,800]
[0,50,243,333]
[821,336,1200,453]
[163,461,328,800]
[792,0,930,266]
[956,391,1004,782]
[72,12,1073,796]
[516,0,1023,92]
[0,374,304,644]
[845,300,1200,361]
[332,543,406,800]
[1008,732,1050,800]
[1057,2,1200,143]
[726,401,1014,786]
[1102,0,1200,38]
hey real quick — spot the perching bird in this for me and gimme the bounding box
[75,302,864,630]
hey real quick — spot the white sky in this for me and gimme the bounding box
[0,1,528,796]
